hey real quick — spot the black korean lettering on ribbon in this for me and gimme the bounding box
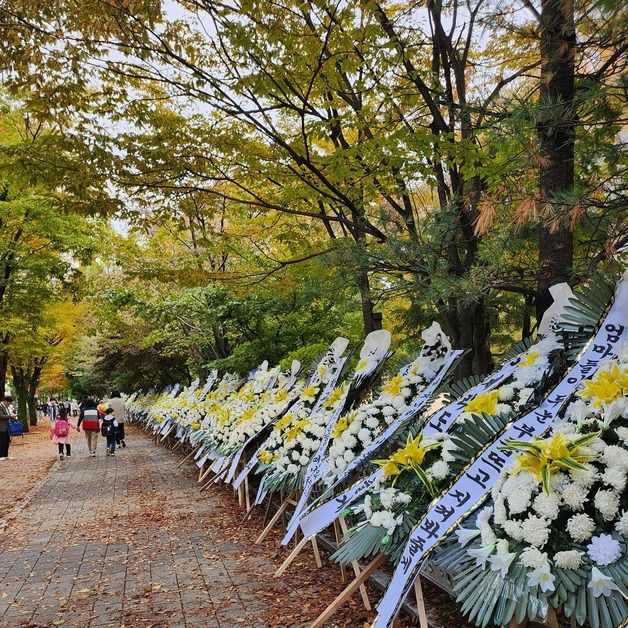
[481,375,501,389]
[605,323,625,344]
[592,343,614,361]
[533,408,554,424]
[448,488,471,507]
[468,467,491,489]
[334,494,348,512]
[402,535,427,573]
[433,503,455,522]
[483,451,507,473]
[428,411,450,433]
[512,422,535,438]
[580,358,601,375]
[420,518,440,539]
[547,394,567,407]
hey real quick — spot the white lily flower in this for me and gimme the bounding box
[468,544,495,569]
[455,527,481,547]
[526,563,555,593]
[488,551,516,578]
[588,567,620,598]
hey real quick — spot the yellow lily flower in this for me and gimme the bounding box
[259,450,273,464]
[519,351,540,367]
[383,374,404,397]
[578,362,627,407]
[464,390,499,416]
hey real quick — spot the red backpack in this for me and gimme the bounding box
[54,418,69,437]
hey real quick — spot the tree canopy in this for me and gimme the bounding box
[0,0,625,404]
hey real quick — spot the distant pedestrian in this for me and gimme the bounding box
[49,399,59,422]
[42,401,49,418]
[77,397,100,457]
[107,390,127,448]
[52,406,74,460]
[0,394,17,461]
[101,408,118,456]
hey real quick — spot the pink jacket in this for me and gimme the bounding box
[51,418,76,445]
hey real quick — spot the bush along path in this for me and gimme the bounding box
[0,425,380,627]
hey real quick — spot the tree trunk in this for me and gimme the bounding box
[10,367,29,432]
[537,0,576,320]
[28,365,42,426]
[357,266,378,336]
[442,298,492,379]
[0,351,7,397]
[212,324,231,359]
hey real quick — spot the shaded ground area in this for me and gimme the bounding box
[0,425,382,627]
[0,420,57,522]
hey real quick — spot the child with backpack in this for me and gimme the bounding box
[52,406,74,460]
[101,408,118,456]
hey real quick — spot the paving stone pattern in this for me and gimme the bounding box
[0,427,361,628]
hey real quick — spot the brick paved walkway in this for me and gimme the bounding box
[0,427,367,628]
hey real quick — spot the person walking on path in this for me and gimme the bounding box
[49,399,59,422]
[0,394,17,461]
[51,406,75,460]
[107,390,127,448]
[101,408,118,456]
[77,397,100,457]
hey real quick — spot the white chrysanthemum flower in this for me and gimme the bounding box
[565,399,593,424]
[553,420,579,435]
[533,492,560,520]
[357,428,372,444]
[572,464,598,489]
[615,426,628,444]
[520,546,547,569]
[343,450,355,463]
[502,520,524,541]
[587,534,622,566]
[365,415,380,429]
[602,466,626,492]
[493,497,508,525]
[507,488,532,515]
[342,434,357,449]
[603,445,628,469]
[521,515,551,548]
[396,491,412,505]
[567,513,596,542]
[498,385,515,401]
[615,511,628,537]
[379,488,400,510]
[287,463,298,474]
[382,406,396,416]
[553,550,583,570]
[594,489,620,521]
[561,482,589,511]
[428,460,450,480]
